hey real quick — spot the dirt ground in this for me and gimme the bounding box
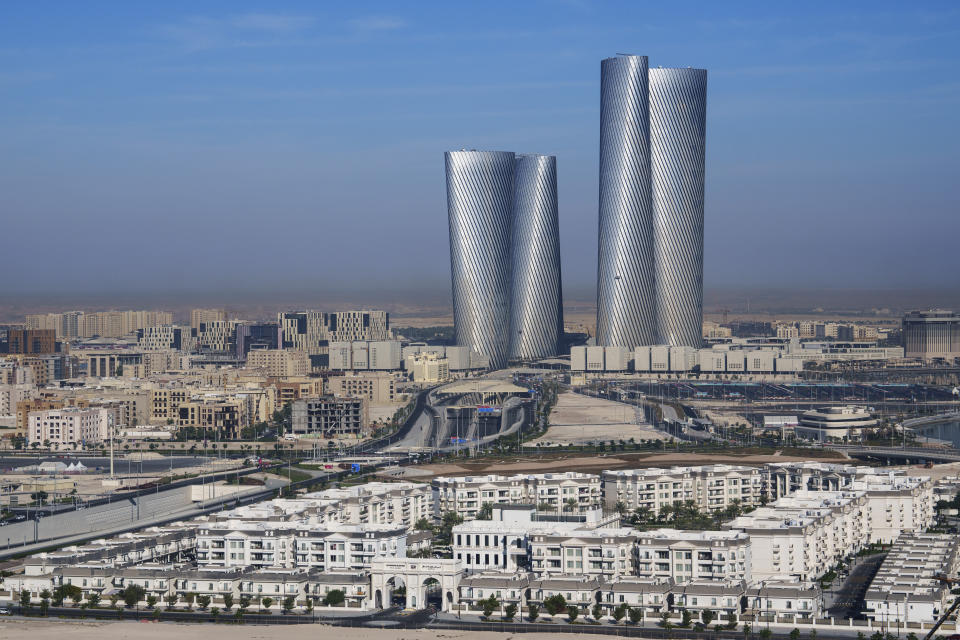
[529,391,670,446]
[407,449,845,478]
[0,619,603,640]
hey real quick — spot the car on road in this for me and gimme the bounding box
[0,606,11,615]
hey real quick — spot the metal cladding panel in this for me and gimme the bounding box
[445,150,515,370]
[650,67,707,348]
[596,55,656,348]
[510,154,562,360]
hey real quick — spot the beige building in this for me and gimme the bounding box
[190,308,226,331]
[28,407,112,445]
[328,372,396,404]
[406,351,450,383]
[246,349,310,377]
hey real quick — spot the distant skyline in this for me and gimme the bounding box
[2,1,958,297]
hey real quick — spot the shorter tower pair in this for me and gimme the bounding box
[445,151,563,369]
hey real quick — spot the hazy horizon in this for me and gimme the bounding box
[2,2,958,300]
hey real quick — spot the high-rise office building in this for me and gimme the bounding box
[595,55,707,350]
[650,67,707,348]
[509,154,563,360]
[595,54,656,348]
[445,150,515,370]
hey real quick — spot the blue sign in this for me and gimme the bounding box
[351,463,361,472]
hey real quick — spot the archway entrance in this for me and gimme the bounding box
[386,576,407,608]
[423,578,442,609]
[370,559,464,613]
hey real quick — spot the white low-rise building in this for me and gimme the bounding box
[602,465,765,517]
[725,490,869,581]
[434,471,602,520]
[865,533,960,626]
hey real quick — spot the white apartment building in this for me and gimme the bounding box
[196,521,406,571]
[28,407,112,445]
[725,490,869,581]
[246,349,310,377]
[602,465,765,517]
[850,472,935,543]
[433,472,602,520]
[530,527,640,579]
[744,580,823,618]
[635,528,752,583]
[865,533,960,625]
[763,463,935,543]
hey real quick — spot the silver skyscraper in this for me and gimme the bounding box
[650,67,707,348]
[595,54,656,348]
[510,154,563,361]
[445,150,515,370]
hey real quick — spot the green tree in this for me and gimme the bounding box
[504,603,517,621]
[322,589,345,606]
[109,594,119,609]
[282,595,295,614]
[146,595,158,609]
[613,603,627,623]
[681,608,692,627]
[222,593,234,611]
[661,611,672,629]
[122,584,146,608]
[482,595,499,619]
[568,605,579,622]
[528,603,539,622]
[39,589,51,616]
[476,502,494,520]
[239,595,251,611]
[743,623,752,639]
[184,592,195,610]
[808,630,817,640]
[87,593,101,608]
[414,518,432,531]
[19,589,31,610]
[196,595,211,610]
[592,602,603,621]
[906,634,918,640]
[261,596,273,612]
[629,606,644,624]
[543,594,567,616]
[790,629,801,640]
[760,629,773,640]
[165,594,178,610]
[702,609,715,626]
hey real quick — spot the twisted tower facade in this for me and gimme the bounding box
[650,67,707,348]
[510,154,562,360]
[444,151,515,370]
[595,54,656,348]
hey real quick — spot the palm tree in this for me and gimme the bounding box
[563,498,579,513]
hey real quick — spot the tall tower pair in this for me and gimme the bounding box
[445,151,563,370]
[596,55,707,349]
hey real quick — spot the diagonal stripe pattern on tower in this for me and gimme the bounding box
[650,67,707,348]
[596,54,656,348]
[445,151,516,370]
[510,154,563,360]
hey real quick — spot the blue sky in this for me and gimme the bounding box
[1,1,958,300]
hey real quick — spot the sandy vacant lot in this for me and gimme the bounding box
[528,391,670,446]
[409,450,842,478]
[0,619,600,640]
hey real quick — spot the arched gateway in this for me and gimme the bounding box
[371,559,463,612]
